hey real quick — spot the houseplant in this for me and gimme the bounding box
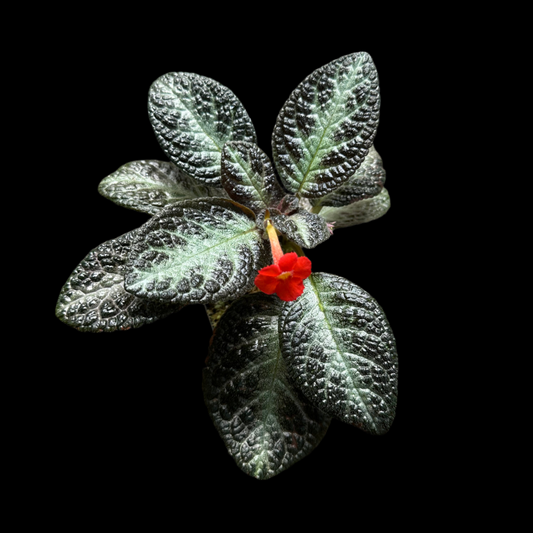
[55,51,398,479]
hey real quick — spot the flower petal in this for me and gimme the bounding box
[278,252,298,271]
[275,277,305,301]
[256,264,282,277]
[292,256,312,279]
[254,272,280,294]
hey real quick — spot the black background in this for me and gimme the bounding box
[32,16,470,517]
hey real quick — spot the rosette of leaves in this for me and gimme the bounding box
[56,52,398,479]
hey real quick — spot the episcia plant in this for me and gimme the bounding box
[55,51,398,479]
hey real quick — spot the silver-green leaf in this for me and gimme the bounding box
[203,293,330,480]
[319,187,390,228]
[56,231,183,332]
[279,273,398,434]
[148,72,257,186]
[272,52,380,198]
[312,145,386,207]
[271,211,331,249]
[221,142,285,213]
[124,198,266,305]
[98,160,226,215]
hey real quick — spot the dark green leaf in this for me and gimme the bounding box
[148,72,256,186]
[124,198,266,305]
[319,188,390,228]
[98,160,226,215]
[271,211,331,249]
[203,293,330,479]
[272,52,380,198]
[56,231,183,332]
[312,145,386,207]
[279,273,398,434]
[221,142,285,213]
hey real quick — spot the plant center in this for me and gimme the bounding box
[276,271,293,281]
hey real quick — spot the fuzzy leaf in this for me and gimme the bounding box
[312,145,386,207]
[124,198,266,305]
[203,293,330,480]
[148,72,256,186]
[56,231,183,332]
[221,142,285,213]
[98,160,226,215]
[319,187,390,228]
[279,273,398,434]
[271,211,331,249]
[272,52,380,198]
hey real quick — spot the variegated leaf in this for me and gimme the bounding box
[124,198,266,305]
[272,52,380,198]
[148,72,256,186]
[98,160,226,215]
[279,273,398,435]
[271,211,331,249]
[221,142,285,213]
[203,293,330,479]
[56,230,183,332]
[312,145,386,207]
[319,188,390,228]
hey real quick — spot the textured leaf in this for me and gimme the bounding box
[205,285,262,330]
[124,198,266,305]
[271,211,331,249]
[312,145,386,207]
[279,273,398,434]
[319,187,390,228]
[203,293,330,479]
[221,142,285,213]
[148,72,256,186]
[98,160,226,215]
[272,52,380,198]
[56,231,183,332]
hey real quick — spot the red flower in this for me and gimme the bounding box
[255,252,312,301]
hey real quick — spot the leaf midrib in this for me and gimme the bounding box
[296,93,340,195]
[160,77,223,153]
[308,274,377,431]
[296,59,362,195]
[230,312,285,478]
[228,146,272,209]
[144,226,258,274]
